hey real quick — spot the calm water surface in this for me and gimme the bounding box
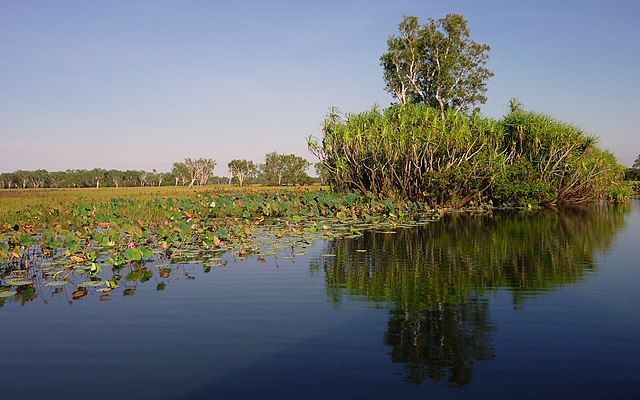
[1,201,639,399]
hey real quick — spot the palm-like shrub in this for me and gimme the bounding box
[310,104,625,207]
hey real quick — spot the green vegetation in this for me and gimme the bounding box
[0,152,314,189]
[227,159,258,186]
[171,158,217,187]
[309,14,629,207]
[259,152,313,186]
[381,14,493,118]
[625,154,640,193]
[0,186,456,305]
[310,103,627,207]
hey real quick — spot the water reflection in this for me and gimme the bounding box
[313,203,629,385]
[385,300,495,386]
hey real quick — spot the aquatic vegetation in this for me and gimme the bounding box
[0,187,475,306]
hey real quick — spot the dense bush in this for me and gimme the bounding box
[309,104,626,207]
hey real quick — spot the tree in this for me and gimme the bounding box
[380,14,493,118]
[314,162,330,185]
[633,155,640,170]
[171,162,190,186]
[172,158,216,187]
[228,159,257,186]
[259,152,311,186]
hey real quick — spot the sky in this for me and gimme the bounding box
[1,0,639,175]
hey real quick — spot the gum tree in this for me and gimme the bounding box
[380,14,493,118]
[227,159,257,186]
[260,152,311,186]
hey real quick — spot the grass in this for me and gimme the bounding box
[0,185,324,219]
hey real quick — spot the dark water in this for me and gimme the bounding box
[1,201,639,399]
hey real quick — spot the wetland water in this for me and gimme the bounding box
[1,200,640,399]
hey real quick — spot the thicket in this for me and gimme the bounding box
[309,104,628,207]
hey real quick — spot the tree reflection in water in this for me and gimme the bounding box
[313,203,628,385]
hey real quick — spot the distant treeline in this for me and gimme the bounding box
[0,152,316,189]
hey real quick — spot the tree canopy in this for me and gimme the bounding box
[260,152,312,186]
[380,14,493,118]
[227,159,257,186]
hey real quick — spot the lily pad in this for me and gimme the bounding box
[0,291,17,298]
[4,279,34,286]
[44,281,69,287]
[77,281,106,288]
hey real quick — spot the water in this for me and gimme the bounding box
[1,201,639,399]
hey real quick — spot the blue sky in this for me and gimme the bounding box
[1,0,639,174]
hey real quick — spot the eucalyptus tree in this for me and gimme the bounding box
[228,159,257,186]
[380,14,493,118]
[172,158,216,187]
[171,162,190,186]
[192,158,216,186]
[260,152,311,186]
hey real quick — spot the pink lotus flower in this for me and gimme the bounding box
[128,242,136,248]
[219,241,226,247]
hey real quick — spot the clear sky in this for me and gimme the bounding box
[1,0,639,174]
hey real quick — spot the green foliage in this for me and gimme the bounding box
[607,182,634,202]
[310,103,625,206]
[380,14,493,118]
[625,168,640,181]
[227,159,257,186]
[259,152,312,186]
[171,158,216,187]
[0,169,176,189]
[497,110,625,205]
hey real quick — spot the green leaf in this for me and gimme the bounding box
[89,263,102,276]
[140,271,153,283]
[0,290,17,298]
[124,247,142,261]
[106,280,119,289]
[78,280,106,288]
[4,279,33,286]
[19,234,35,247]
[44,281,69,287]
[125,270,144,282]
[138,246,153,259]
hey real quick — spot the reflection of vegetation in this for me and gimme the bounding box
[385,300,494,386]
[319,204,629,309]
[316,204,629,385]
